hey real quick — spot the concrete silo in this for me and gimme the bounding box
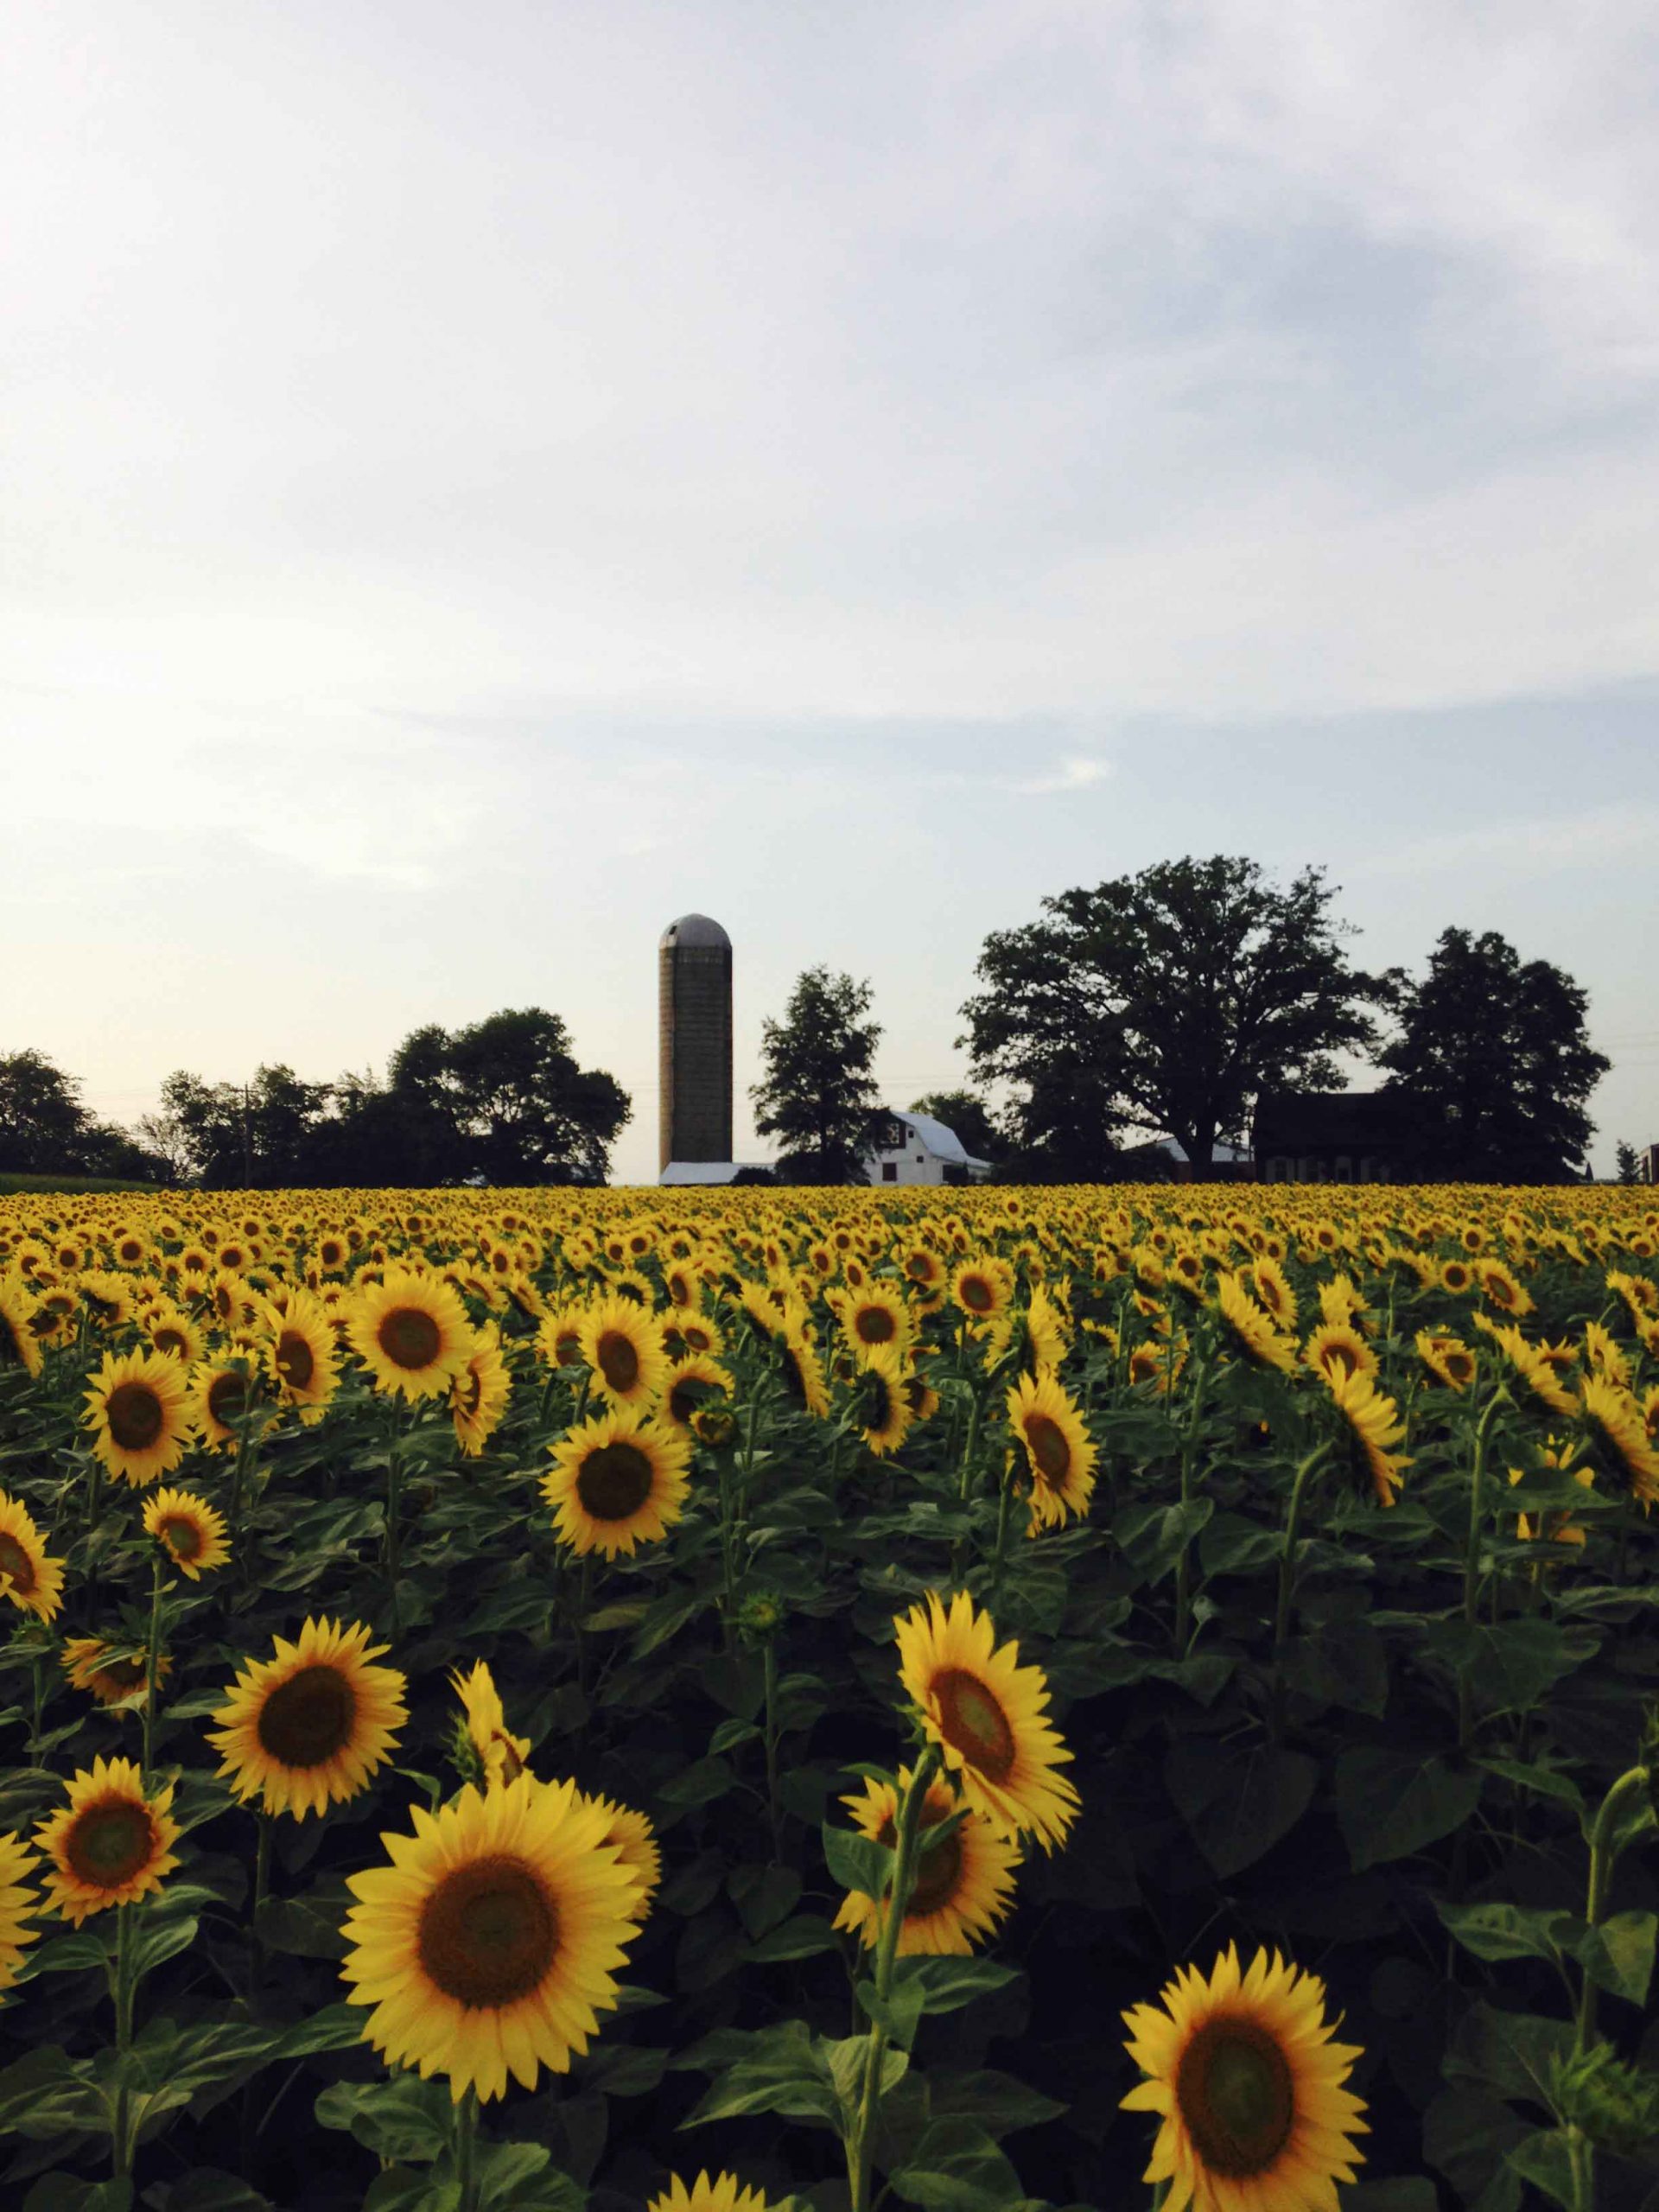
[658,914,734,1174]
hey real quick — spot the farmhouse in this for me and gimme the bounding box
[864,1109,991,1186]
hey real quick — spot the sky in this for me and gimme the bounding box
[3,1,1657,1184]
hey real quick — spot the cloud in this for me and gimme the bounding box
[1012,755,1116,795]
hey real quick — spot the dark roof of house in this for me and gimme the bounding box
[1252,1090,1414,1154]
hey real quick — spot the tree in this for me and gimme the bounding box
[752,969,883,1185]
[385,1008,631,1185]
[1379,930,1610,1183]
[1616,1141,1643,1186]
[960,856,1384,1179]
[0,1050,167,1182]
[150,1065,333,1188]
[908,1090,1004,1163]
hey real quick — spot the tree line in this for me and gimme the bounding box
[0,855,1628,1187]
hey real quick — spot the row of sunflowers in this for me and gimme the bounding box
[2,1182,1658,2211]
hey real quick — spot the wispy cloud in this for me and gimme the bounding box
[1011,755,1116,796]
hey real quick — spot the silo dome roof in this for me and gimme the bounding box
[660,913,731,950]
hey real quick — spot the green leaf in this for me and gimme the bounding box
[22,1928,112,1978]
[1506,2127,1578,2209]
[677,2021,840,2130]
[143,2171,275,2211]
[744,1913,840,1962]
[824,2033,907,2121]
[1116,1497,1214,1586]
[130,1911,199,1983]
[1165,1739,1317,1877]
[1336,1747,1483,1871]
[1436,1900,1570,1967]
[255,1881,351,1960]
[1474,1758,1586,1819]
[1443,2001,1574,2111]
[1560,1910,1657,2006]
[1421,1619,1599,1719]
[633,1591,708,1657]
[657,1757,735,1808]
[857,1974,927,2050]
[314,2074,452,2163]
[887,2117,1025,2210]
[890,1956,1020,2016]
[1345,2188,1440,2212]
[823,1821,895,1900]
[0,2044,103,2140]
[581,1599,650,1632]
[1198,1511,1285,1579]
[925,2069,1067,2139]
[22,2181,133,2212]
[709,1717,760,1755]
[1277,1619,1389,1719]
[1423,2087,1529,2203]
[728,1862,801,1940]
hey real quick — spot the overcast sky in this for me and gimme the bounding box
[3,2,1657,1183]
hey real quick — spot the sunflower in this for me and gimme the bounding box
[187,1357,268,1450]
[1022,1284,1071,1375]
[450,1325,512,1457]
[1301,1322,1376,1388]
[778,1317,832,1421]
[849,1344,914,1459]
[340,1773,641,2103]
[895,1591,1078,1853]
[0,1492,65,1624]
[1325,1369,1410,1507]
[1480,1320,1579,1418]
[1476,1258,1532,1318]
[1129,1338,1186,1394]
[841,1283,915,1359]
[648,2175,777,2212]
[143,1486,231,1580]
[1581,1376,1659,1504]
[537,1302,589,1373]
[144,1304,205,1366]
[84,1347,194,1489]
[661,1354,734,1433]
[1509,1446,1596,1547]
[346,1267,472,1402]
[264,1287,340,1421]
[79,1269,135,1330]
[833,1767,1020,1956]
[1005,1370,1096,1531]
[673,1310,726,1361]
[0,1274,44,1378]
[0,1830,41,1999]
[950,1257,1012,1325]
[579,1294,669,1410]
[543,1406,691,1559]
[1214,1274,1297,1376]
[1416,1331,1476,1392]
[1247,1257,1297,1331]
[62,1636,171,1711]
[1583,1320,1633,1390]
[35,1757,181,1925]
[1121,1944,1367,2212]
[207,1616,409,1820]
[576,1791,661,1919]
[451,1658,531,1787]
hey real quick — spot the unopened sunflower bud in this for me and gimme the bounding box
[737,1591,786,1642]
[1549,2044,1659,2157]
[692,1405,736,1448]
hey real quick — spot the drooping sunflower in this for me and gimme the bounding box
[1121,1944,1368,2212]
[1301,1322,1376,1388]
[895,1590,1079,1853]
[0,1492,65,1624]
[1005,1370,1097,1532]
[0,1274,44,1379]
[84,1347,194,1489]
[35,1757,181,1925]
[777,1313,831,1421]
[577,1790,661,1920]
[62,1636,171,1710]
[543,1406,691,1559]
[143,1486,231,1580]
[833,1766,1020,1956]
[1325,1368,1410,1507]
[1581,1376,1659,1505]
[1583,1319,1633,1390]
[1509,1446,1596,1548]
[207,1616,409,1820]
[1214,1274,1297,1376]
[346,1267,473,1402]
[450,1325,512,1457]
[0,1830,41,1999]
[647,2175,777,2212]
[263,1287,340,1421]
[1480,1320,1579,1418]
[451,1658,531,1787]
[1416,1331,1476,1392]
[850,1345,914,1459]
[660,1354,734,1433]
[340,1773,642,2103]
[579,1294,669,1410]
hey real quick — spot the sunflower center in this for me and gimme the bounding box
[378,1306,442,1370]
[575,1441,654,1521]
[0,1531,37,1595]
[960,1277,993,1313]
[159,1515,202,1560]
[98,1656,149,1694]
[152,1326,188,1358]
[417,1853,557,2009]
[66,1797,155,1889]
[257,1663,357,1768]
[276,1331,315,1389]
[105,1381,164,1452]
[1324,1343,1359,1378]
[1446,1353,1473,1385]
[932,1668,1016,1783]
[207,1371,251,1428]
[908,1815,964,1916]
[669,1376,715,1426]
[1023,1413,1071,1483]
[1175,2017,1295,2177]
[458,1367,484,1418]
[856,1308,896,1344]
[595,1330,639,1394]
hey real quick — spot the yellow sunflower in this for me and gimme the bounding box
[346,1267,473,1402]
[841,1283,915,1359]
[1247,1256,1298,1331]
[777,1317,831,1421]
[142,1486,232,1580]
[1478,1319,1579,1419]
[1416,1331,1476,1392]
[451,1659,531,1787]
[0,1492,65,1624]
[187,1357,269,1451]
[0,1830,41,1999]
[661,1354,734,1433]
[340,1773,641,2103]
[1581,1376,1659,1504]
[542,1407,691,1559]
[62,1636,171,1711]
[576,1790,661,1920]
[1583,1319,1632,1390]
[1005,1370,1097,1531]
[84,1347,194,1489]
[144,1304,205,1367]
[1214,1274,1297,1376]
[450,1325,512,1457]
[1122,1943,1367,2211]
[536,1300,590,1373]
[850,1344,915,1459]
[1325,1369,1410,1507]
[579,1294,669,1410]
[648,2176,777,2212]
[207,1616,409,1820]
[263,1287,340,1421]
[895,1591,1079,1853]
[1509,1446,1595,1548]
[1022,1284,1071,1375]
[35,1757,181,1925]
[0,1274,44,1379]
[950,1257,1012,1325]
[833,1767,1020,1956]
[1301,1322,1376,1388]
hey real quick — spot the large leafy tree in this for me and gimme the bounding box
[385,1008,630,1185]
[908,1090,1004,1163]
[149,1065,333,1188]
[752,969,882,1185]
[1378,929,1609,1182]
[0,1049,167,1182]
[960,855,1385,1179]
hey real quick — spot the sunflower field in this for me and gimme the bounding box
[2,1185,1659,2212]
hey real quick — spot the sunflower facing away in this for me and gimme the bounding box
[208,1616,408,1819]
[543,1407,692,1559]
[0,1491,66,1624]
[833,1766,1020,1956]
[346,1267,473,1401]
[84,1347,194,1488]
[62,1636,171,1711]
[851,1344,914,1459]
[451,1659,531,1788]
[1581,1375,1659,1504]
[1121,1943,1368,2212]
[0,1831,41,1999]
[895,1590,1079,1853]
[143,1486,232,1579]
[0,1273,44,1378]
[649,2176,779,2212]
[1005,1370,1097,1532]
[1214,1274,1297,1376]
[35,1757,181,1925]
[340,1773,642,2103]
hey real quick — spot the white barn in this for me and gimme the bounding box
[865,1110,991,1187]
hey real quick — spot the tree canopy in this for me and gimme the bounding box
[0,1050,168,1183]
[1378,928,1609,1183]
[908,1090,1003,1163]
[960,855,1385,1179]
[751,969,882,1185]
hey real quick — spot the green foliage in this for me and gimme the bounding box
[750,968,884,1184]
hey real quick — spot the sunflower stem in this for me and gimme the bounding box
[1458,1386,1510,1752]
[1575,1764,1651,2059]
[1173,1349,1211,1656]
[111,1899,135,2177]
[987,1460,1016,1597]
[250,1810,273,2000]
[761,1635,784,1863]
[847,1742,943,2212]
[454,2086,480,2212]
[140,1553,165,1780]
[1269,1442,1333,1743]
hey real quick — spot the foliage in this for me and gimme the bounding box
[906,1095,1003,1165]
[1615,1144,1642,1188]
[751,969,883,1184]
[0,1052,168,1185]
